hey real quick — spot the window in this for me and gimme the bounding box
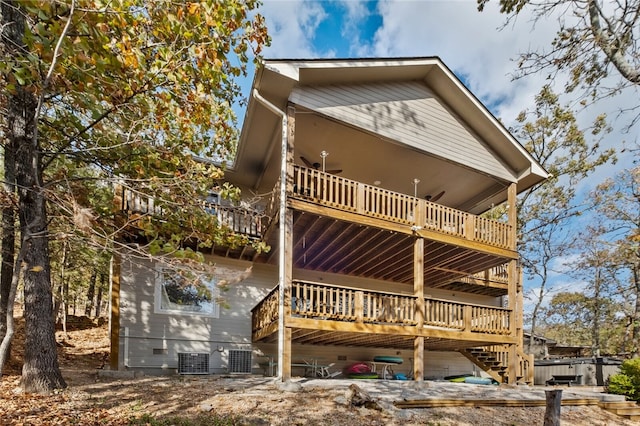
[155,268,220,318]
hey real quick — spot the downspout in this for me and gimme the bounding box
[252,89,288,380]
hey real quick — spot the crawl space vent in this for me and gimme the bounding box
[178,353,209,375]
[228,349,252,374]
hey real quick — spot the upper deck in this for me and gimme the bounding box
[287,165,514,250]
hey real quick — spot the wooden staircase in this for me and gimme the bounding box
[459,346,533,385]
[599,401,640,422]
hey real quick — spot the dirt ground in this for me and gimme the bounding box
[0,315,638,425]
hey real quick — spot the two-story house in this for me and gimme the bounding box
[110,57,548,384]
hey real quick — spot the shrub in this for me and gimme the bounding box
[606,358,640,401]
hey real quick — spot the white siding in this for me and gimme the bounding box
[119,253,277,373]
[119,252,498,374]
[290,81,514,182]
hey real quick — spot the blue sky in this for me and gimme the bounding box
[243,0,639,314]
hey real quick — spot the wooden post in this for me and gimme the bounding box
[413,237,424,381]
[465,213,475,240]
[280,105,295,382]
[463,305,473,332]
[544,389,562,426]
[413,336,424,381]
[506,258,520,384]
[415,199,426,228]
[507,344,518,385]
[506,182,520,384]
[507,182,517,250]
[356,183,365,214]
[355,291,364,323]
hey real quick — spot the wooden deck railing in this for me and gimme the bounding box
[213,205,263,238]
[118,186,263,238]
[251,285,279,334]
[291,281,418,325]
[252,280,511,338]
[291,165,513,249]
[459,263,510,285]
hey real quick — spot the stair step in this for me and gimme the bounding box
[600,401,640,421]
[600,401,637,409]
[608,408,640,416]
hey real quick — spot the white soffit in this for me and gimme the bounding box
[290,81,517,183]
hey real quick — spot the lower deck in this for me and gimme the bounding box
[252,280,515,350]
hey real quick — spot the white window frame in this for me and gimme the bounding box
[154,267,220,318]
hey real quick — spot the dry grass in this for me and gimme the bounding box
[0,315,636,425]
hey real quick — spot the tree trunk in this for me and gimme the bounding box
[59,241,68,338]
[544,389,562,426]
[528,293,541,353]
[95,274,104,318]
[0,249,25,377]
[0,144,16,345]
[52,280,62,324]
[0,0,18,366]
[15,122,67,391]
[633,272,640,357]
[85,270,97,316]
[4,0,66,393]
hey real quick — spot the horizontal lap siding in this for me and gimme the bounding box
[119,253,276,371]
[290,82,514,182]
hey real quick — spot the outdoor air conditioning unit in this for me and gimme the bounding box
[178,352,209,375]
[228,349,252,374]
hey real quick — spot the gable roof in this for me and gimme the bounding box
[226,57,548,214]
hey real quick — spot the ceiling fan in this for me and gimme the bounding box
[425,190,445,202]
[300,155,343,174]
[413,179,445,203]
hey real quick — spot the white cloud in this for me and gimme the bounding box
[340,1,370,55]
[371,1,560,121]
[259,0,329,58]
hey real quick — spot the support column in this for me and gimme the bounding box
[278,105,295,381]
[507,182,517,250]
[413,237,424,381]
[506,182,519,384]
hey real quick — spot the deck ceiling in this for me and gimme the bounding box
[254,211,510,297]
[256,327,499,351]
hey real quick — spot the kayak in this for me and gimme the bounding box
[348,372,379,379]
[444,373,473,382]
[464,376,496,385]
[373,355,403,364]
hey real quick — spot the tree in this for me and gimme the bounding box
[478,0,640,126]
[590,166,640,354]
[1,0,269,393]
[540,292,593,346]
[0,99,16,356]
[1,0,64,392]
[507,85,615,352]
